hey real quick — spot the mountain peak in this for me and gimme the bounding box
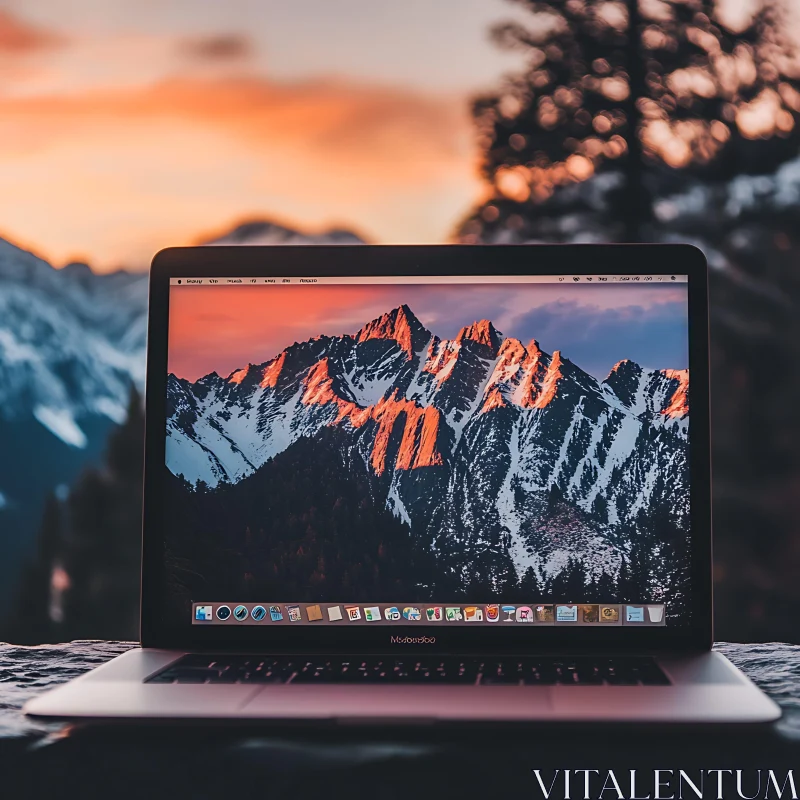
[456,319,502,354]
[607,359,642,377]
[603,359,646,410]
[356,304,429,356]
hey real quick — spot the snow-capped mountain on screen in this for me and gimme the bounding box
[166,304,689,581]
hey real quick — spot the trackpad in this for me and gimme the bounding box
[243,686,552,721]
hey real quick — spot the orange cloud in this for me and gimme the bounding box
[178,34,253,62]
[2,76,465,168]
[0,10,64,53]
[0,75,480,269]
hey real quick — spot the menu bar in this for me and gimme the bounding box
[171,275,688,286]
[192,602,666,626]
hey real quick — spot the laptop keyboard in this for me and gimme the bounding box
[147,655,670,686]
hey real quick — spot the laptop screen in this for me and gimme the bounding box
[163,273,690,629]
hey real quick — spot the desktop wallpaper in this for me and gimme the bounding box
[164,281,691,620]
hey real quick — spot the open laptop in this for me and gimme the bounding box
[25,244,780,724]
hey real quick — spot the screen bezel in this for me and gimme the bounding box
[142,244,712,654]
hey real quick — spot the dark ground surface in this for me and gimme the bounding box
[0,641,798,798]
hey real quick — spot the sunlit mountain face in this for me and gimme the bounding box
[165,304,690,601]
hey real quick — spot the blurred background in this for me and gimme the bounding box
[1,0,798,644]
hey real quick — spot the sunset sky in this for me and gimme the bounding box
[0,0,534,272]
[0,0,784,272]
[167,282,689,382]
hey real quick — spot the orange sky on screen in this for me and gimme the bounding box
[168,284,391,380]
[168,281,690,381]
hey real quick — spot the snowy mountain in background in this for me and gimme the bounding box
[0,238,149,446]
[0,219,365,603]
[167,305,689,582]
[201,219,366,246]
[0,238,147,602]
[0,217,366,455]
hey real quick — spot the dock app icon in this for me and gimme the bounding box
[556,605,578,622]
[516,606,533,623]
[600,606,619,623]
[306,604,323,622]
[626,606,645,623]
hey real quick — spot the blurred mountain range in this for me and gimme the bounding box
[0,220,364,605]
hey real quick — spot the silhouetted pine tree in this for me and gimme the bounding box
[5,492,63,643]
[616,555,637,603]
[59,386,144,640]
[597,569,616,602]
[547,482,565,510]
[498,561,522,598]
[458,0,800,244]
[519,565,541,598]
[591,493,609,524]
[550,556,589,601]
[4,387,144,643]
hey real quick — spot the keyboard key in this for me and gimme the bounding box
[147,655,669,686]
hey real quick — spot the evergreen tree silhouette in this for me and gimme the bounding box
[550,556,589,601]
[547,482,565,510]
[597,569,616,602]
[591,493,609,524]
[5,492,63,643]
[565,557,588,599]
[616,555,637,603]
[458,0,800,243]
[497,560,521,598]
[519,565,541,599]
[4,387,144,643]
[60,385,144,640]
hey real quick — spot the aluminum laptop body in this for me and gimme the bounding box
[25,245,780,724]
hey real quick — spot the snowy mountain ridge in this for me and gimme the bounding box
[0,238,149,446]
[166,305,690,581]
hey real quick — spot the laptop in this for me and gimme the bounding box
[25,244,780,724]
